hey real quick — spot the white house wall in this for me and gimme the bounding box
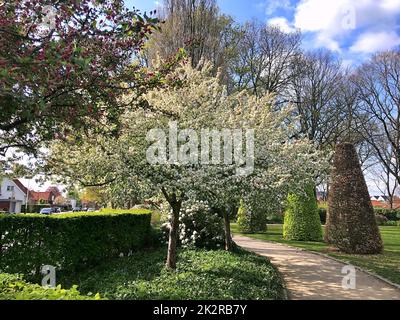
[0,178,27,204]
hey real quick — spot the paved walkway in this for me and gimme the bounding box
[233,235,400,300]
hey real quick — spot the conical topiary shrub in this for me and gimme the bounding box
[283,185,323,241]
[237,200,267,233]
[325,143,383,254]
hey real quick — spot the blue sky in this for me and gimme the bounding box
[127,0,400,66]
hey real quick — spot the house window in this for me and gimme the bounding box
[7,186,14,192]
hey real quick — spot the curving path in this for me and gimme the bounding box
[233,235,400,300]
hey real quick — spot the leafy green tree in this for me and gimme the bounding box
[283,185,322,241]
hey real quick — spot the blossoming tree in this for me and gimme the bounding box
[0,0,165,160]
[47,62,328,268]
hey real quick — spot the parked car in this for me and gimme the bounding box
[87,208,96,212]
[72,207,81,212]
[39,208,53,215]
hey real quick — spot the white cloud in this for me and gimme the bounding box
[380,0,400,11]
[350,31,400,53]
[294,0,400,33]
[291,0,400,53]
[316,34,341,52]
[256,0,400,61]
[264,0,293,16]
[294,0,347,32]
[267,17,295,33]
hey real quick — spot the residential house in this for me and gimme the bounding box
[0,178,28,213]
[0,178,63,213]
[28,186,62,205]
[370,195,390,202]
[370,195,400,209]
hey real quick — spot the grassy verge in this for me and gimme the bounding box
[58,247,286,300]
[231,224,400,286]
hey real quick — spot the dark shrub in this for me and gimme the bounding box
[374,208,399,221]
[375,214,388,226]
[318,208,327,224]
[325,143,383,254]
[267,212,284,224]
[283,185,322,241]
[384,220,398,226]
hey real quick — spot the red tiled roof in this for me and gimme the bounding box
[28,191,52,202]
[371,200,386,208]
[371,199,400,209]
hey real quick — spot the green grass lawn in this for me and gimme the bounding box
[231,223,400,286]
[58,247,286,300]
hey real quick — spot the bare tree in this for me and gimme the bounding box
[287,49,350,147]
[227,21,302,96]
[369,162,399,209]
[353,50,400,186]
[146,0,235,78]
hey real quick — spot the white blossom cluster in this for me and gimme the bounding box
[160,200,224,248]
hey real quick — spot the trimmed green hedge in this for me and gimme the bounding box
[0,273,100,300]
[319,207,399,225]
[283,186,322,241]
[374,208,400,221]
[0,210,152,279]
[237,200,267,233]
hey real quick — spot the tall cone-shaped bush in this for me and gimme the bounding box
[325,143,383,254]
[237,200,267,233]
[283,185,322,241]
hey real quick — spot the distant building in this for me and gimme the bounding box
[0,178,28,213]
[28,187,61,205]
[370,195,390,202]
[370,195,400,209]
[0,178,63,213]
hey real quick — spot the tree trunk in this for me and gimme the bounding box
[222,208,233,251]
[166,197,182,269]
